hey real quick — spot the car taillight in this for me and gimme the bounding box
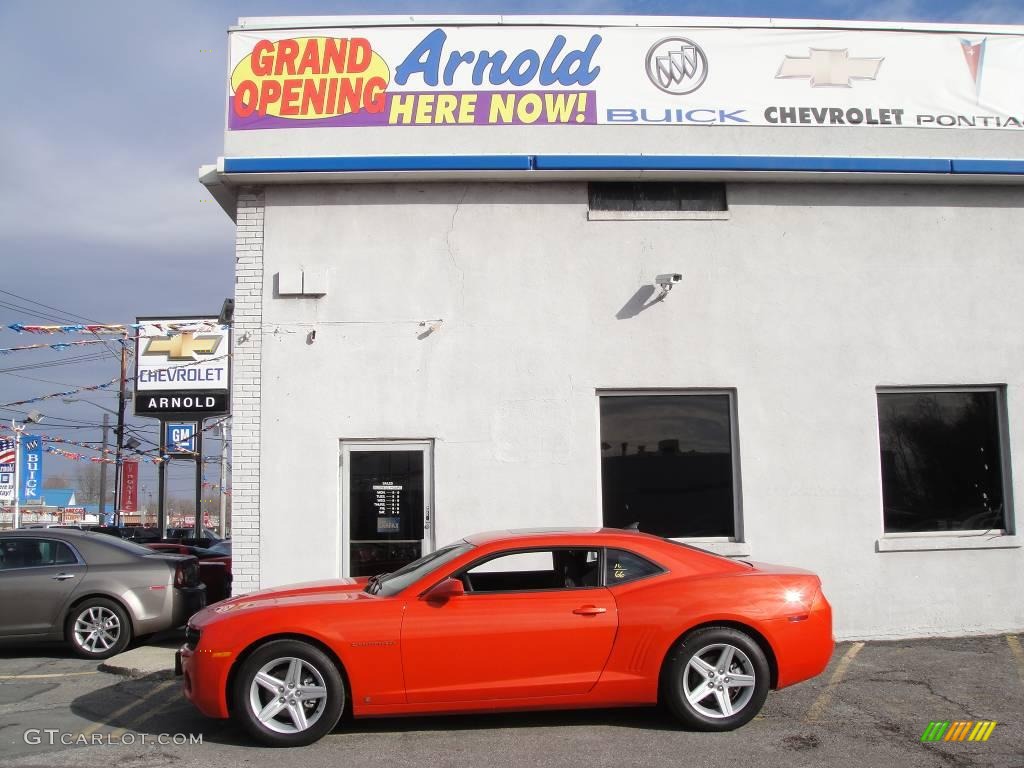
[175,560,200,588]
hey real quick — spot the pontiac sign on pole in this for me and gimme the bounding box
[120,460,139,513]
[134,317,231,417]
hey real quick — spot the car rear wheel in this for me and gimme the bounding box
[66,598,132,660]
[232,640,345,747]
[663,626,770,730]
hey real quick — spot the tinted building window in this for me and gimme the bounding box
[600,393,738,538]
[877,389,1008,533]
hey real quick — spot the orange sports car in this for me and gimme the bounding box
[178,528,833,746]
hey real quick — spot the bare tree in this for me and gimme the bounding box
[75,464,112,506]
[43,474,73,489]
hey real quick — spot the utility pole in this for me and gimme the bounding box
[98,413,109,524]
[112,336,128,527]
[218,422,228,538]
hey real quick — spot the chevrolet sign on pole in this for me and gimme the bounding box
[134,316,231,417]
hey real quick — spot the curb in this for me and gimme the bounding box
[99,647,178,680]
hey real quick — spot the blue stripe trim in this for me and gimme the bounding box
[223,155,1024,176]
[533,155,952,173]
[951,159,1024,175]
[223,155,532,173]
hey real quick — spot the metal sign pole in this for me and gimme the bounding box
[194,426,204,538]
[12,421,21,530]
[158,421,167,537]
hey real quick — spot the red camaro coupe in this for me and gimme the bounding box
[178,528,833,746]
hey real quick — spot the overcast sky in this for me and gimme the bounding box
[1,0,1022,509]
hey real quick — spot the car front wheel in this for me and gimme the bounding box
[66,598,132,660]
[663,626,770,730]
[232,639,345,747]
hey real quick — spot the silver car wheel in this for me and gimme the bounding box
[73,606,121,654]
[248,656,329,734]
[682,642,757,719]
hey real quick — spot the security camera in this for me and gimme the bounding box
[655,273,683,291]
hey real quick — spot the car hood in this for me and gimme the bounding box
[189,577,371,625]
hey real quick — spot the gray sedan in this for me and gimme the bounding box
[0,529,206,659]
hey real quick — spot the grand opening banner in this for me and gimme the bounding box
[227,22,1024,131]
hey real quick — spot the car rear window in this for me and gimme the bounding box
[605,548,665,585]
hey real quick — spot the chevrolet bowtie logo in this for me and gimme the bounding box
[143,332,222,361]
[776,48,884,87]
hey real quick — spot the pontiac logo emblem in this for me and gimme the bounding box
[776,48,883,87]
[143,332,222,361]
[645,37,709,95]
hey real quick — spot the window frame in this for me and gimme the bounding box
[874,385,1019,552]
[453,546,607,595]
[598,389,749,557]
[0,536,84,572]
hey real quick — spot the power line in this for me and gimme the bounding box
[2,371,97,387]
[0,289,106,326]
[0,352,112,374]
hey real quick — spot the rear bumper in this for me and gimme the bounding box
[172,586,207,627]
[767,588,834,689]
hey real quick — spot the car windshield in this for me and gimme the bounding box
[367,542,474,597]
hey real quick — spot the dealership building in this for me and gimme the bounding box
[200,15,1024,639]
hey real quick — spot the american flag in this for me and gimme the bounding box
[0,438,15,466]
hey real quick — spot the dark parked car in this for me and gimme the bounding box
[145,543,232,603]
[0,529,206,659]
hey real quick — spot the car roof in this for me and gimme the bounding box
[3,527,95,538]
[465,527,651,546]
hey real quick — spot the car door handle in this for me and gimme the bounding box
[573,605,607,616]
[52,573,76,581]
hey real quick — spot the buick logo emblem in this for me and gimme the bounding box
[645,37,709,95]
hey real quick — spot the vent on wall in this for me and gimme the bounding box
[588,182,729,221]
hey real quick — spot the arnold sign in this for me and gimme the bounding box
[228,22,1024,131]
[135,317,230,417]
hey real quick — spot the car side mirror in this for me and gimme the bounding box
[423,577,465,603]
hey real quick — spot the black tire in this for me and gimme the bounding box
[65,597,132,660]
[662,626,770,731]
[232,640,345,747]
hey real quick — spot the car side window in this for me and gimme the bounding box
[463,548,601,592]
[41,541,78,566]
[0,539,77,570]
[605,548,664,586]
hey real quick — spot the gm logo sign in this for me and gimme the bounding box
[165,422,198,455]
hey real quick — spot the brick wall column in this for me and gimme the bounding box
[230,188,264,593]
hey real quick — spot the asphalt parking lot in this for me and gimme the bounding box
[0,635,1021,768]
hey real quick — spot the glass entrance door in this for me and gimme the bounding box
[340,441,433,578]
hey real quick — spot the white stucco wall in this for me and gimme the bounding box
[238,180,1023,640]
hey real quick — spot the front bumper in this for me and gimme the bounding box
[179,640,234,719]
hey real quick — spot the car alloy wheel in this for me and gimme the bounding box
[248,656,329,734]
[233,639,346,747]
[65,598,132,659]
[663,626,770,731]
[682,643,756,718]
